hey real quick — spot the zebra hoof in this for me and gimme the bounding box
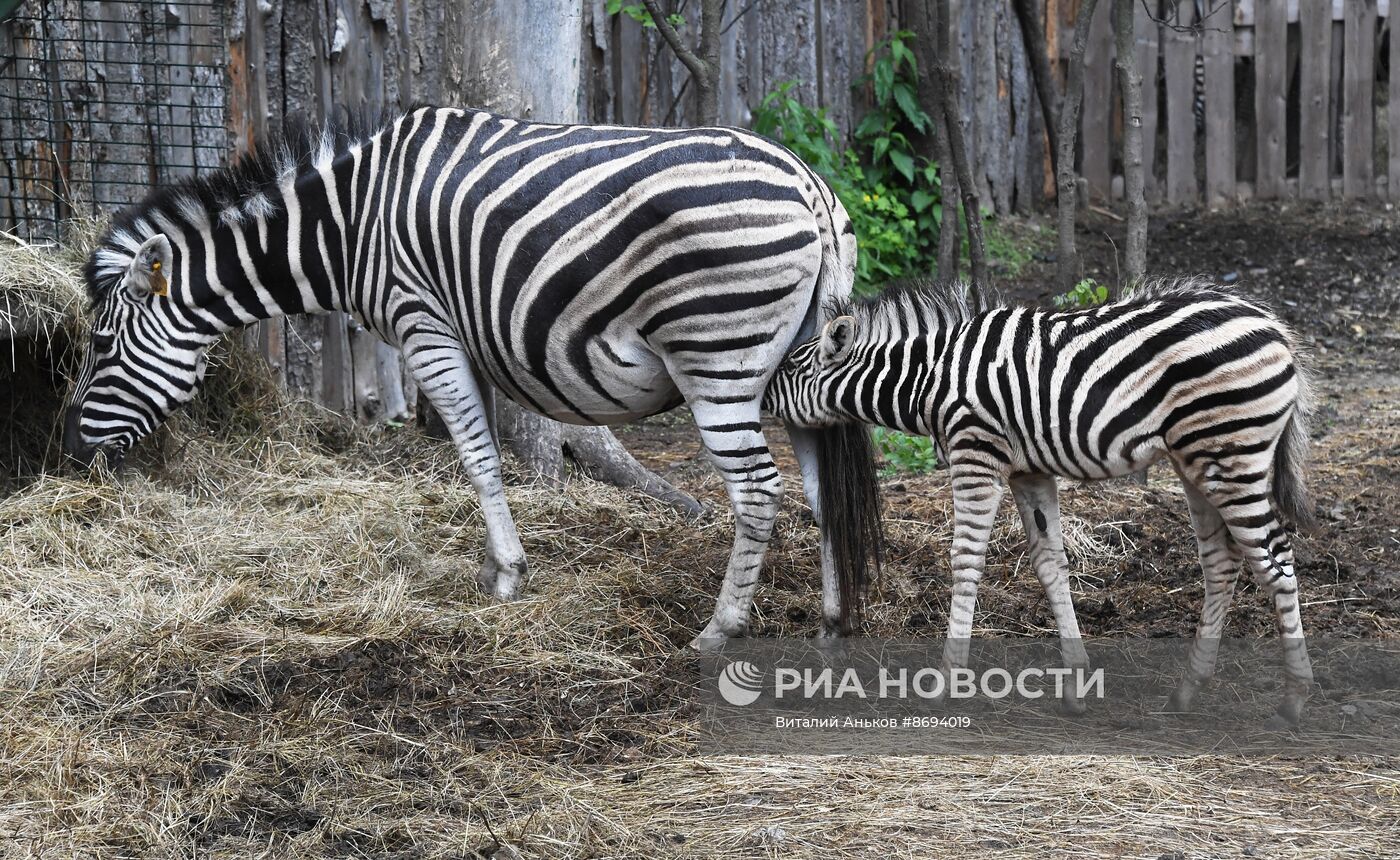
[816,617,844,640]
[477,556,525,600]
[690,618,744,652]
[1060,695,1087,717]
[1263,701,1303,731]
[1165,683,1198,715]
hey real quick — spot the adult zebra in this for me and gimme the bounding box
[62,106,883,646]
[765,278,1316,725]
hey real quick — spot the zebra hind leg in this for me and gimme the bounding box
[1182,452,1313,728]
[1165,480,1242,715]
[403,335,529,601]
[1009,473,1090,715]
[689,399,784,650]
[786,423,842,638]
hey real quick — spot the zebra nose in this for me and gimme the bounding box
[62,407,96,466]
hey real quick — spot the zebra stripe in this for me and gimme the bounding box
[64,106,884,645]
[765,278,1315,724]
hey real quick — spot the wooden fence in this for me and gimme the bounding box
[3,0,1396,422]
[1069,0,1399,205]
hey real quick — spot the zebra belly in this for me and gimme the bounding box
[487,335,684,426]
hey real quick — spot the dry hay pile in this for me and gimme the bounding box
[2,235,1397,858]
[1,225,98,482]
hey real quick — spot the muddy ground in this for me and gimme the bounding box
[615,201,1400,640]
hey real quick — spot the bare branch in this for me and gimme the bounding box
[1056,0,1102,291]
[641,0,709,85]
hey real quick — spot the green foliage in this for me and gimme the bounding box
[752,31,941,295]
[873,427,940,475]
[604,0,684,30]
[1053,278,1110,309]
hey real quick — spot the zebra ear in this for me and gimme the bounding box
[819,315,857,365]
[123,234,173,299]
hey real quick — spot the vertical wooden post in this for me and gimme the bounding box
[1163,0,1196,204]
[1081,0,1113,200]
[1202,0,1234,206]
[1299,0,1333,199]
[1134,0,1159,202]
[1342,0,1377,198]
[1390,2,1400,199]
[1254,0,1288,198]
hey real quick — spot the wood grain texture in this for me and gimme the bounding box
[1391,0,1400,199]
[1133,0,1160,201]
[1342,0,1376,198]
[1081,0,1113,199]
[1299,0,1334,198]
[1163,0,1197,204]
[1202,0,1235,205]
[1254,0,1288,198]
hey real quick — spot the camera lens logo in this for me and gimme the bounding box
[718,660,764,706]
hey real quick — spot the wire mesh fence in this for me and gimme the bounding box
[0,0,228,242]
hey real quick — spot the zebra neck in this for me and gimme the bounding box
[848,333,949,436]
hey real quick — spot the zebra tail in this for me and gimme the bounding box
[816,422,884,632]
[1273,356,1317,532]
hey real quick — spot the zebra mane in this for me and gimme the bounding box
[827,277,996,341]
[831,274,1255,343]
[83,106,407,304]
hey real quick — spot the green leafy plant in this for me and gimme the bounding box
[752,32,941,295]
[604,0,685,29]
[873,427,940,475]
[1054,278,1109,309]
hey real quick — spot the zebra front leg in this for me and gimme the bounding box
[690,401,784,650]
[1165,481,1242,715]
[787,423,841,638]
[940,461,1007,687]
[1009,473,1090,715]
[403,336,528,601]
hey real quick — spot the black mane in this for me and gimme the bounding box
[82,106,414,304]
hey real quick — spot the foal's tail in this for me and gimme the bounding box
[1273,348,1317,532]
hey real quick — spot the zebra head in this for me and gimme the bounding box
[64,231,217,467]
[763,314,860,428]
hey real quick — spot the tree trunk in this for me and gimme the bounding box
[1056,0,1102,292]
[445,0,701,516]
[1114,0,1147,285]
[1012,0,1061,181]
[911,0,961,283]
[642,0,724,126]
[934,0,990,293]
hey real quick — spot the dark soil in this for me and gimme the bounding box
[613,201,1400,641]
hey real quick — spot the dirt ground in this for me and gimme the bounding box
[3,202,1399,859]
[616,201,1400,641]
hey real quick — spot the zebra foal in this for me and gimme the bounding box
[765,278,1317,725]
[60,107,883,646]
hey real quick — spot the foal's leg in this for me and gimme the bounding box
[403,332,528,600]
[1009,473,1090,714]
[1166,481,1242,713]
[940,458,1007,680]
[1180,451,1312,727]
[689,398,785,648]
[787,423,841,637]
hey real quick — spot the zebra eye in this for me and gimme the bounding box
[91,332,115,354]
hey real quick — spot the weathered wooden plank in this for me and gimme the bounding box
[1254,0,1288,198]
[1163,0,1196,204]
[1391,0,1400,199]
[1202,0,1234,205]
[1133,0,1160,201]
[1298,0,1333,198]
[1080,0,1113,199]
[1342,0,1376,198]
